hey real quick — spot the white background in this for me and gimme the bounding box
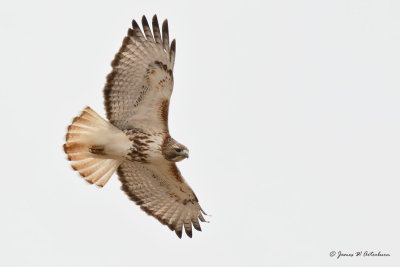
[1,0,399,266]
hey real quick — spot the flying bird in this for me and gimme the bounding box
[63,15,206,238]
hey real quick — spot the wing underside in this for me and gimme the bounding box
[117,161,206,238]
[103,15,176,131]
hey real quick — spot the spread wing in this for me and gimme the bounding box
[104,15,176,131]
[117,160,207,238]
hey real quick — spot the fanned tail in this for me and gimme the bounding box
[63,106,128,187]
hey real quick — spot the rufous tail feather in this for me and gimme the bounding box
[63,106,126,187]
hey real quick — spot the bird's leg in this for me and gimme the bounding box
[89,145,105,155]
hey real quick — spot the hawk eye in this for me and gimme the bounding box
[175,148,182,153]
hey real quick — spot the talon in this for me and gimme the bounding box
[89,145,105,155]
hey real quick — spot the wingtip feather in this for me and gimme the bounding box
[175,229,183,239]
[152,15,162,44]
[162,19,169,51]
[184,227,193,238]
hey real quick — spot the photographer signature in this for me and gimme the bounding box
[330,250,390,259]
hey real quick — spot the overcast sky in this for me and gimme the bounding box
[1,0,400,266]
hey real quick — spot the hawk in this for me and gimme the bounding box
[63,15,207,238]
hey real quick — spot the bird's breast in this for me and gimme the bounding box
[124,130,165,163]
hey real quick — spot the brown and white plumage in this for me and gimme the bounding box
[63,15,206,238]
[104,15,175,131]
[118,161,206,238]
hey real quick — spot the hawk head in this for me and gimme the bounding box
[162,136,189,162]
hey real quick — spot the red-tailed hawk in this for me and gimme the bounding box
[63,15,207,238]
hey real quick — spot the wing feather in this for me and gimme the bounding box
[168,201,183,225]
[162,19,169,52]
[104,15,176,131]
[141,16,155,42]
[183,208,193,238]
[131,19,145,39]
[170,39,176,69]
[191,217,202,231]
[173,210,184,238]
[117,161,205,238]
[198,212,207,222]
[152,15,162,44]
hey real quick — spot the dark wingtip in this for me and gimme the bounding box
[152,15,158,23]
[185,229,193,238]
[170,39,176,61]
[131,19,140,29]
[193,223,201,232]
[162,19,168,30]
[175,230,183,239]
[141,15,149,28]
[127,28,134,37]
[152,15,162,44]
[162,19,169,48]
[199,213,206,222]
[171,39,176,51]
[152,15,160,29]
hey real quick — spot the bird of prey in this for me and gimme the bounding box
[63,15,206,238]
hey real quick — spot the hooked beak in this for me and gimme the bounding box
[183,149,189,159]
